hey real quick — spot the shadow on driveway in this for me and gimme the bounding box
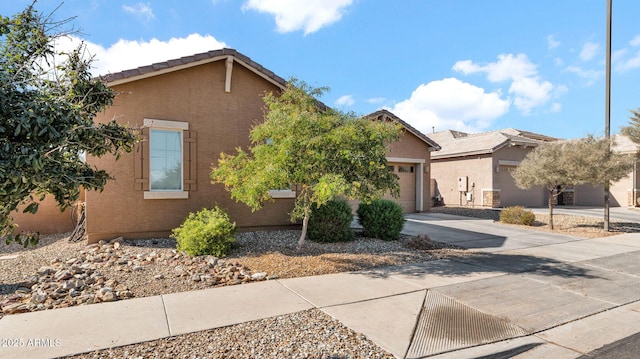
[356,252,600,280]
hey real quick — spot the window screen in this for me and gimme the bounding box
[150,129,182,190]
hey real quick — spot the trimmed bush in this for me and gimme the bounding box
[171,207,236,257]
[499,206,536,226]
[357,199,405,241]
[308,199,355,243]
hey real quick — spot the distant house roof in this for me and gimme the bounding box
[365,109,441,151]
[102,48,287,89]
[428,128,558,159]
[613,134,640,154]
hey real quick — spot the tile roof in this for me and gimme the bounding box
[365,109,441,150]
[101,48,287,88]
[428,128,558,159]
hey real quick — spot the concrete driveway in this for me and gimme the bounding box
[404,212,582,253]
[529,206,640,224]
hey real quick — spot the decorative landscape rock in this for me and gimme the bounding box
[0,237,269,315]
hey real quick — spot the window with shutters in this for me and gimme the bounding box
[135,118,196,199]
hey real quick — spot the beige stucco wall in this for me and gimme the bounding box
[607,173,631,207]
[493,146,546,207]
[431,146,549,208]
[84,60,432,242]
[11,195,82,235]
[86,61,295,242]
[387,130,432,212]
[431,154,493,207]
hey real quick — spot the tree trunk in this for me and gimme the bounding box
[69,202,87,242]
[548,190,554,230]
[296,209,309,251]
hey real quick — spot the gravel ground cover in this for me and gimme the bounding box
[2,208,634,358]
[0,231,463,315]
[0,229,462,358]
[67,309,396,359]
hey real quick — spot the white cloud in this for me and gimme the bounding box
[550,102,562,113]
[367,97,387,104]
[453,54,537,82]
[335,94,355,106]
[579,42,599,62]
[242,0,353,35]
[547,35,560,50]
[53,34,226,76]
[611,36,640,72]
[615,51,640,72]
[566,65,603,85]
[390,78,510,134]
[509,77,553,115]
[453,53,559,116]
[122,2,155,23]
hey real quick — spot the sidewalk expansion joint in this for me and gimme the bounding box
[160,295,172,336]
[318,289,428,310]
[276,279,426,310]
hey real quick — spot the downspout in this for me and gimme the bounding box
[225,56,234,93]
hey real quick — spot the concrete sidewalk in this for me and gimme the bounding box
[1,213,640,358]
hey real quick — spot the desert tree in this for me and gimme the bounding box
[620,107,640,145]
[211,80,402,249]
[0,3,136,245]
[512,136,632,229]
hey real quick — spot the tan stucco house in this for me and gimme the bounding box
[611,134,640,207]
[428,128,557,208]
[12,49,439,241]
[428,128,640,208]
[574,134,640,207]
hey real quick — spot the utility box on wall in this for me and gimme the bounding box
[458,176,468,192]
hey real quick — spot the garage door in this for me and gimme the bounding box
[348,163,417,214]
[384,163,416,213]
[498,166,545,207]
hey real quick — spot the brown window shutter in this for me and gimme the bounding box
[183,130,197,191]
[134,128,150,191]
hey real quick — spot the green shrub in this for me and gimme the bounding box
[308,199,355,243]
[171,207,236,257]
[499,206,536,226]
[357,199,405,241]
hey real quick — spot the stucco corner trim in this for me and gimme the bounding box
[144,191,189,200]
[268,190,296,199]
[386,157,426,164]
[143,118,189,130]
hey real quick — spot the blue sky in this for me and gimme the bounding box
[4,1,640,139]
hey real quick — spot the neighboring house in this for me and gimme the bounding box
[575,134,640,207]
[428,128,557,208]
[12,49,440,241]
[612,134,640,207]
[363,110,441,213]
